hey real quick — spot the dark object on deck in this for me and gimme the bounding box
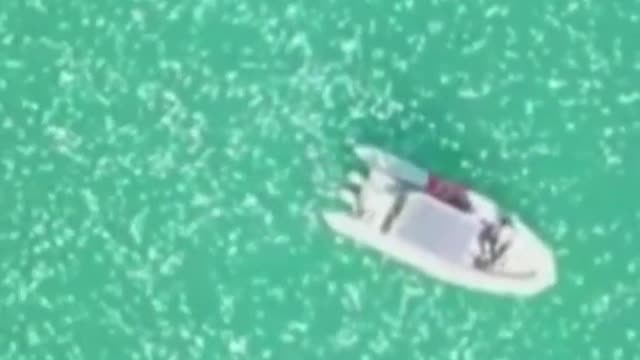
[425,175,473,212]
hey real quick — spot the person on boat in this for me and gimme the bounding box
[343,183,363,215]
[341,171,368,215]
[473,216,513,269]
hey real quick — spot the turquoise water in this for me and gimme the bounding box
[2,0,640,358]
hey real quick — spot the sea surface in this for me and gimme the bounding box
[1,0,640,359]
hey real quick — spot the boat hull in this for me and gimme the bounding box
[323,145,557,297]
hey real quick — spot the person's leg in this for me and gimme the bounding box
[473,254,492,270]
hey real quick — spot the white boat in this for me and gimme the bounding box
[322,145,557,297]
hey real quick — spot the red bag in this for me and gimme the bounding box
[425,175,472,212]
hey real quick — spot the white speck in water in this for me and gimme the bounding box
[228,336,247,355]
[129,208,149,244]
[428,21,443,34]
